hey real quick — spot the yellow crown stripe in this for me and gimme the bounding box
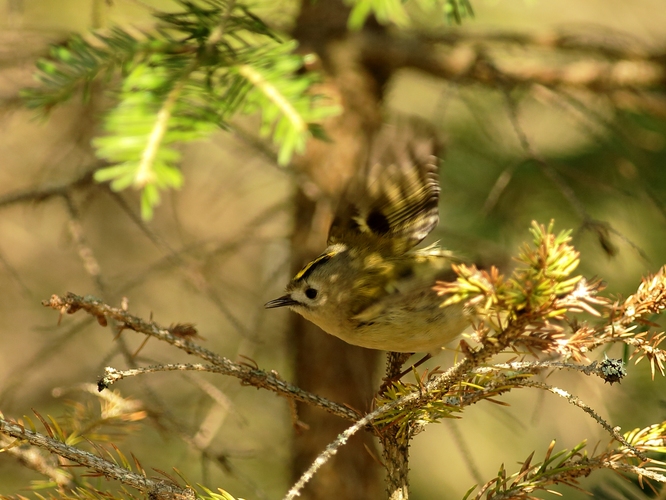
[294,255,327,281]
[294,246,346,281]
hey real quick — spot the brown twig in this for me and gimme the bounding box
[0,433,74,489]
[520,380,645,459]
[0,416,194,499]
[359,30,666,92]
[63,194,106,293]
[42,293,360,423]
[419,29,654,60]
[0,169,97,209]
[501,88,650,261]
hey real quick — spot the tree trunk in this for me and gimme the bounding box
[288,1,390,498]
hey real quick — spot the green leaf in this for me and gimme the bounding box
[23,1,340,218]
[234,40,340,165]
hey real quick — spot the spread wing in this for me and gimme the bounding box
[327,118,440,255]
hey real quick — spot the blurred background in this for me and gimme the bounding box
[0,0,666,499]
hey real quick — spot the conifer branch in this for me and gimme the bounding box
[41,293,360,423]
[0,415,193,499]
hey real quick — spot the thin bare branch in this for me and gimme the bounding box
[0,169,97,209]
[0,433,74,488]
[63,194,106,294]
[42,293,360,423]
[359,30,666,91]
[519,380,645,460]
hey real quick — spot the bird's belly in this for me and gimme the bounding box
[328,300,468,352]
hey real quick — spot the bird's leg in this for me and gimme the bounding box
[395,353,432,381]
[380,352,432,393]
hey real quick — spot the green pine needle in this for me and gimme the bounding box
[22,1,340,219]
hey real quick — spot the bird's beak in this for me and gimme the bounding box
[265,295,299,309]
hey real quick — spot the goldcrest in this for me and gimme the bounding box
[265,119,467,352]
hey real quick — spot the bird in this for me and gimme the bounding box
[265,118,467,353]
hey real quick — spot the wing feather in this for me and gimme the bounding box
[328,118,440,255]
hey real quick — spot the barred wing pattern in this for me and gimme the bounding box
[327,118,440,256]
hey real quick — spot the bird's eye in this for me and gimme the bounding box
[305,288,318,300]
